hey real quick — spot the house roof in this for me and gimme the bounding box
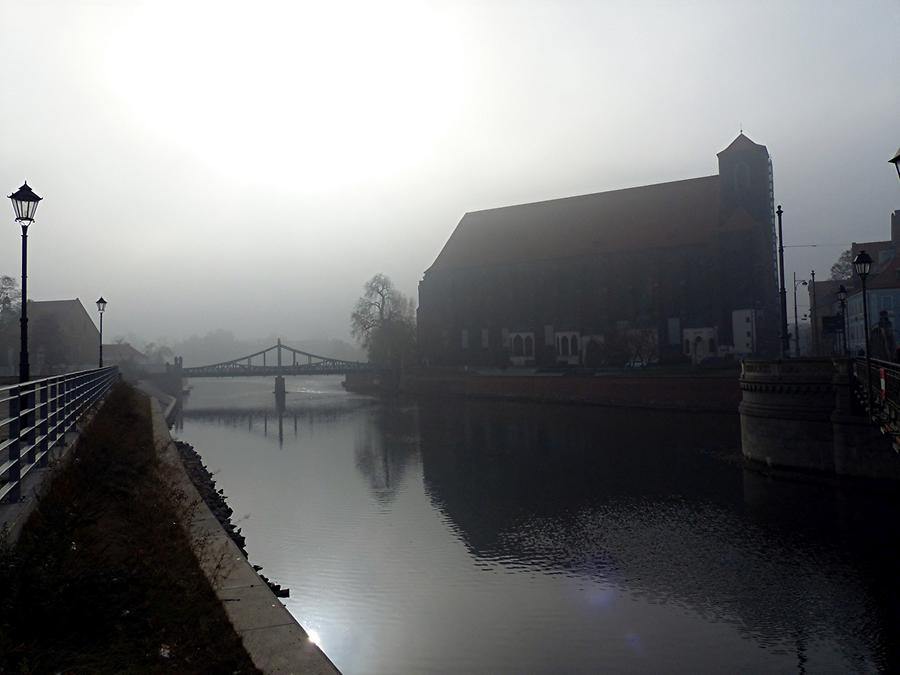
[427,175,721,272]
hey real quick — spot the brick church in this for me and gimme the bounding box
[417,133,779,367]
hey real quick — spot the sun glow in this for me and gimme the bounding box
[103,0,465,191]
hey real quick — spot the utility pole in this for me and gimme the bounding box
[777,205,789,357]
[810,270,818,356]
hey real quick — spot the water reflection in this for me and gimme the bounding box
[353,402,419,503]
[416,399,900,671]
[177,377,900,673]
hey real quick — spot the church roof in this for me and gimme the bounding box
[427,175,721,272]
[716,132,768,156]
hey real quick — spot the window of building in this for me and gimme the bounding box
[512,334,524,357]
[746,330,752,338]
[525,335,534,357]
[708,338,716,353]
[560,336,570,356]
[880,295,893,311]
[461,329,469,350]
[571,336,579,355]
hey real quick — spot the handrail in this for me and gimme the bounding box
[0,366,119,505]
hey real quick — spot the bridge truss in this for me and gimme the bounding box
[181,339,373,378]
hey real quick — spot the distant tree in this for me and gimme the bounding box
[831,249,853,280]
[350,274,416,369]
[0,275,20,328]
[143,341,174,364]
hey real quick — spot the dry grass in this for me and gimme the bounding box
[0,382,258,674]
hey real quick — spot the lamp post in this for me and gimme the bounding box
[838,284,848,356]
[8,182,42,383]
[793,273,808,357]
[96,297,107,368]
[777,205,789,357]
[854,250,873,415]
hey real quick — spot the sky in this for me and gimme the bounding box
[0,0,898,346]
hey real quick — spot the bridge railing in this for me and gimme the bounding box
[0,366,119,505]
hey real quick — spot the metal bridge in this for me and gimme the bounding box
[181,339,372,378]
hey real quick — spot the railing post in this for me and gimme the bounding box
[38,381,49,467]
[48,377,59,451]
[24,382,36,466]
[7,385,21,503]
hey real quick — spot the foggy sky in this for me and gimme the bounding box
[1,0,898,347]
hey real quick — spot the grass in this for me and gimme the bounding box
[0,382,259,674]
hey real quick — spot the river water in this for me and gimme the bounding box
[175,376,900,674]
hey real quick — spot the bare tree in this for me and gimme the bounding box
[830,249,852,280]
[350,274,416,368]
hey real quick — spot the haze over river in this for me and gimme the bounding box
[175,376,900,674]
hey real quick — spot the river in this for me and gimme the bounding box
[175,376,900,674]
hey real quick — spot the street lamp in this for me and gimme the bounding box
[853,250,873,415]
[890,147,900,182]
[96,297,107,368]
[8,182,42,382]
[776,205,789,356]
[793,273,807,357]
[837,284,849,356]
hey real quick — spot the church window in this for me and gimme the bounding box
[525,335,534,357]
[513,334,524,357]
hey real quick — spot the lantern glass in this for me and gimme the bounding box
[8,182,42,223]
[96,297,107,313]
[853,250,872,278]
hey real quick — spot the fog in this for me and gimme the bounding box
[0,0,897,349]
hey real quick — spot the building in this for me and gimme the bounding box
[0,298,100,376]
[418,134,779,367]
[831,211,900,357]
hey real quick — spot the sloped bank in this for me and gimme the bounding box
[0,383,259,674]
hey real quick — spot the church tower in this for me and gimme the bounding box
[715,133,779,355]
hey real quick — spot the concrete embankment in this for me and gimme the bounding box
[147,398,342,674]
[346,367,741,413]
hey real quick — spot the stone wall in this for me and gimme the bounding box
[739,358,900,479]
[391,369,742,412]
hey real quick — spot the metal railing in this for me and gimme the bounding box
[0,366,119,504]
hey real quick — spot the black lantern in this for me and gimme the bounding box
[891,147,900,182]
[853,250,872,279]
[837,284,847,302]
[8,182,42,224]
[97,297,107,313]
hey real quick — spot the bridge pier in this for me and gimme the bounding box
[274,375,286,412]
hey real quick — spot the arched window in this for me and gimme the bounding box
[708,338,716,353]
[513,334,524,357]
[524,335,534,357]
[561,335,570,356]
[571,336,579,355]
